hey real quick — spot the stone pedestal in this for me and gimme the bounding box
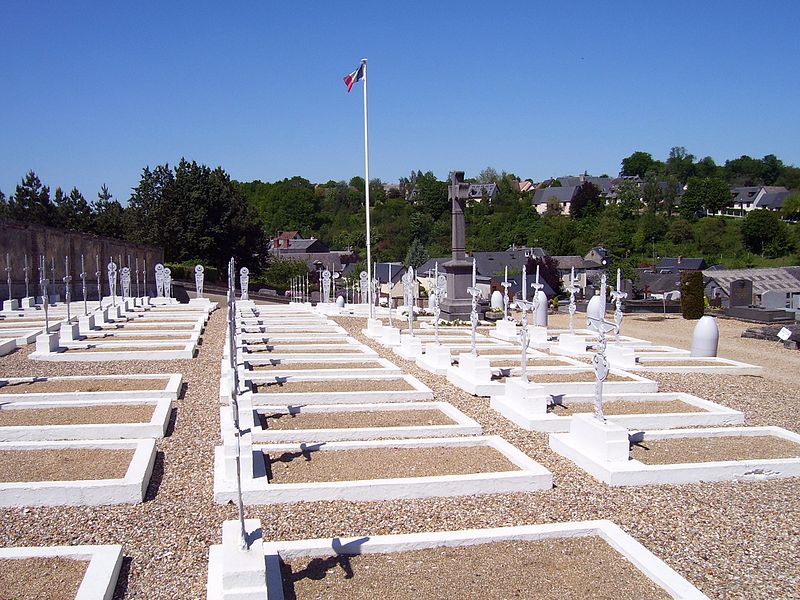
[362,318,383,339]
[569,413,629,463]
[425,343,452,370]
[440,258,473,321]
[395,334,423,360]
[557,333,588,354]
[606,343,636,370]
[59,321,82,343]
[504,378,548,413]
[529,326,549,346]
[380,327,402,348]
[78,314,97,333]
[2,299,19,311]
[219,519,267,600]
[21,297,36,309]
[35,332,60,353]
[496,319,517,338]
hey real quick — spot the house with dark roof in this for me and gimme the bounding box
[702,266,800,308]
[656,257,707,273]
[531,186,578,215]
[721,186,791,216]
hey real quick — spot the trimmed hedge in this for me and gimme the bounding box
[680,270,705,320]
[165,261,219,283]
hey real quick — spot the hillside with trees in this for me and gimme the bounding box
[2,148,798,287]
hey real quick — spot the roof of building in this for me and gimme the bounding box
[657,257,707,272]
[532,186,579,205]
[551,255,592,270]
[276,230,300,240]
[702,267,800,296]
[374,262,406,283]
[756,187,791,210]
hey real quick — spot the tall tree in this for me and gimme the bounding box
[665,146,696,183]
[614,180,642,219]
[413,171,448,220]
[54,186,93,232]
[7,171,54,225]
[569,182,602,219]
[620,151,656,178]
[740,209,795,257]
[92,185,125,239]
[405,238,429,269]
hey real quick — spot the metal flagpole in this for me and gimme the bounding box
[361,57,373,319]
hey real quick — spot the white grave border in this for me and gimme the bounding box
[0,373,183,402]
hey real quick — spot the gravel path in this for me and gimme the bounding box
[0,308,796,599]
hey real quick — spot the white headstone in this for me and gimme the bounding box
[534,290,548,327]
[586,294,604,325]
[490,290,503,310]
[690,315,719,357]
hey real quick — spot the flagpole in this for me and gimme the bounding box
[361,57,373,319]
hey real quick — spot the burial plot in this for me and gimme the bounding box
[550,415,800,485]
[629,355,763,375]
[0,543,122,600]
[0,374,182,402]
[31,339,197,361]
[207,519,709,600]
[0,438,156,506]
[214,435,551,504]
[246,373,433,404]
[242,356,402,377]
[0,397,172,441]
[239,397,481,442]
[491,385,744,433]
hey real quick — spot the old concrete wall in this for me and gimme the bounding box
[0,218,163,300]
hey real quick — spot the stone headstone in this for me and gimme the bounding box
[729,279,753,307]
[195,265,204,298]
[490,290,503,310]
[761,290,787,310]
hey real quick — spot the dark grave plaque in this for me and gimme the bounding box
[729,279,753,307]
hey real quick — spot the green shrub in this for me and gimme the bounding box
[679,270,704,320]
[165,260,219,283]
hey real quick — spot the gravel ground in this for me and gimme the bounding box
[0,308,797,599]
[0,448,135,482]
[0,556,87,600]
[0,404,155,426]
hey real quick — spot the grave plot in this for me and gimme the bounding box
[503,367,658,396]
[0,438,156,506]
[242,355,402,377]
[238,322,346,334]
[245,373,433,404]
[415,342,520,375]
[207,519,709,600]
[30,338,197,361]
[240,340,377,357]
[627,355,763,375]
[214,435,551,504]
[0,373,182,402]
[237,332,350,345]
[491,384,745,432]
[0,337,16,356]
[0,543,122,600]
[237,396,481,442]
[79,329,200,342]
[549,414,800,486]
[0,397,172,441]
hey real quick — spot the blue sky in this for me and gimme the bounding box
[1,1,798,203]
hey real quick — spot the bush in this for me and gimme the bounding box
[165,260,219,283]
[679,270,704,320]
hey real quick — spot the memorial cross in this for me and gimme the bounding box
[566,266,580,334]
[23,254,30,299]
[501,265,511,319]
[467,258,482,356]
[107,260,117,305]
[80,255,88,315]
[586,272,617,421]
[514,297,536,383]
[321,269,331,304]
[387,263,393,327]
[163,267,173,298]
[135,258,141,298]
[95,255,102,303]
[433,264,447,344]
[402,266,415,335]
[155,264,165,298]
[121,267,131,299]
[195,265,204,298]
[239,267,249,301]
[5,253,11,302]
[63,256,72,322]
[611,268,627,343]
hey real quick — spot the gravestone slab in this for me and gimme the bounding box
[729,279,753,307]
[761,290,787,310]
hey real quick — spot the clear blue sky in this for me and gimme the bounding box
[2,0,798,203]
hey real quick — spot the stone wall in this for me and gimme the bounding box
[0,218,163,300]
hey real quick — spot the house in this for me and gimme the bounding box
[656,257,707,273]
[583,246,609,268]
[269,231,329,254]
[722,186,791,216]
[531,186,579,215]
[551,255,595,296]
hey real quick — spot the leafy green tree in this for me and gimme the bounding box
[740,209,795,257]
[405,237,429,268]
[696,217,728,256]
[694,156,720,179]
[544,196,562,216]
[0,190,6,218]
[568,182,602,219]
[260,256,308,289]
[477,167,499,183]
[760,154,783,186]
[680,177,731,217]
[526,255,562,296]
[776,165,800,190]
[409,211,434,245]
[413,171,448,220]
[7,171,54,225]
[594,206,633,257]
[620,151,657,178]
[615,180,642,219]
[723,155,763,186]
[633,213,667,252]
[661,175,680,217]
[641,174,662,213]
[665,146,696,183]
[538,216,577,255]
[781,194,800,221]
[669,218,694,244]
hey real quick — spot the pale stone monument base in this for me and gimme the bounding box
[2,299,19,311]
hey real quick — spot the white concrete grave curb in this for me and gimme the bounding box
[0,373,183,402]
[234,397,482,442]
[0,544,123,600]
[214,435,552,504]
[491,389,745,433]
[207,519,709,600]
[246,373,433,404]
[0,397,173,441]
[0,438,157,506]
[550,416,800,486]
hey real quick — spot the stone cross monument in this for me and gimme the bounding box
[441,171,475,321]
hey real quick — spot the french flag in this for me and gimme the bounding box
[343,63,365,92]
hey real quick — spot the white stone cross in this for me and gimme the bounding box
[23,254,30,299]
[402,267,415,335]
[80,254,88,315]
[194,264,204,298]
[586,272,617,421]
[239,267,249,301]
[63,256,72,322]
[5,253,11,302]
[107,260,117,305]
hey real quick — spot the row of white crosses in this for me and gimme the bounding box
[587,272,618,421]
[513,264,542,382]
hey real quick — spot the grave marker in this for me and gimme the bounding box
[586,272,617,421]
[402,267,415,335]
[195,265,204,298]
[761,289,787,310]
[63,256,72,322]
[107,260,117,305]
[239,267,249,301]
[79,254,88,315]
[729,279,753,307]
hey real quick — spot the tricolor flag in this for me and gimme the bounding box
[343,63,364,92]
